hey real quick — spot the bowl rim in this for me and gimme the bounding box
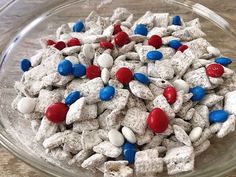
[1,0,236,177]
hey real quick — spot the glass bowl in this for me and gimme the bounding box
[0,0,236,177]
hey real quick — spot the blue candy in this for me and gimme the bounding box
[72,64,86,78]
[146,50,163,61]
[134,73,150,85]
[215,57,232,66]
[168,40,182,49]
[99,86,115,101]
[190,86,205,101]
[57,60,73,76]
[123,148,136,164]
[122,142,136,150]
[72,21,84,32]
[209,110,229,123]
[20,59,31,72]
[134,24,148,36]
[65,91,80,105]
[172,15,181,26]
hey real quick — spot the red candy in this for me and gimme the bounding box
[67,38,81,47]
[114,32,130,47]
[47,39,56,46]
[86,65,101,79]
[148,35,162,49]
[177,45,188,52]
[163,86,177,104]
[100,41,114,49]
[206,63,224,78]
[115,67,133,85]
[54,41,66,50]
[45,102,69,123]
[147,108,169,133]
[113,24,122,35]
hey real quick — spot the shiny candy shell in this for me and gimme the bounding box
[146,50,163,61]
[215,57,232,66]
[177,45,188,52]
[72,21,84,32]
[123,148,136,164]
[163,86,177,104]
[99,86,115,101]
[20,59,31,72]
[114,32,130,47]
[54,41,66,50]
[113,24,122,35]
[121,127,136,143]
[172,15,181,26]
[190,86,205,101]
[86,65,101,79]
[172,79,190,93]
[17,97,36,114]
[134,24,148,36]
[134,73,150,85]
[168,40,182,50]
[67,38,81,47]
[115,67,133,85]
[108,129,125,147]
[45,102,69,123]
[100,41,114,49]
[147,108,169,133]
[97,53,114,68]
[206,63,224,78]
[65,91,80,105]
[148,35,162,49]
[47,39,56,46]
[57,59,73,76]
[189,127,202,142]
[207,46,221,56]
[209,110,229,123]
[101,68,110,84]
[72,64,86,78]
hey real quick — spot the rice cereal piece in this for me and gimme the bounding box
[97,129,109,141]
[186,38,210,58]
[30,49,44,67]
[48,148,72,161]
[66,97,85,124]
[153,95,175,119]
[200,94,224,107]
[31,119,40,134]
[81,153,107,171]
[35,117,58,142]
[193,128,212,147]
[127,95,147,111]
[162,138,184,150]
[132,11,155,29]
[81,130,103,150]
[161,36,180,45]
[63,131,83,153]
[183,108,195,120]
[194,140,210,156]
[135,149,164,176]
[147,27,170,37]
[222,66,235,78]
[173,125,192,146]
[158,47,176,60]
[143,135,163,149]
[119,41,136,54]
[194,105,210,127]
[164,146,194,175]
[98,110,112,129]
[167,25,183,33]
[148,83,164,97]
[78,52,91,66]
[177,101,193,117]
[183,67,212,89]
[105,109,124,130]
[73,119,99,133]
[149,77,172,88]
[121,107,149,135]
[153,60,175,80]
[159,124,174,137]
[104,161,133,177]
[209,123,222,134]
[93,141,122,158]
[98,89,130,113]
[69,149,93,166]
[183,93,193,103]
[110,8,131,22]
[43,132,66,149]
[171,50,194,78]
[185,18,201,28]
[136,129,154,146]
[224,90,236,115]
[125,52,140,61]
[170,118,191,132]
[209,77,224,85]
[191,111,206,128]
[172,91,184,113]
[129,80,154,100]
[108,79,124,89]
[84,92,100,104]
[217,115,236,138]
[172,27,206,41]
[62,46,81,55]
[153,13,169,27]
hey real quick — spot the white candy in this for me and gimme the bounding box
[17,97,36,114]
[108,129,124,147]
[189,127,202,142]
[172,79,190,93]
[101,68,110,84]
[121,126,137,143]
[83,44,95,60]
[97,53,114,68]
[207,46,221,56]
